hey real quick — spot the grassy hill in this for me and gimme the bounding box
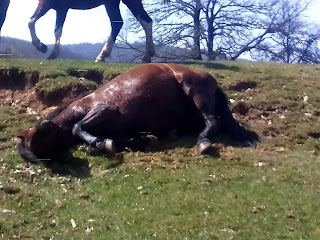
[0,59,319,239]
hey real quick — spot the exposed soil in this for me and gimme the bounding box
[231,102,250,115]
[67,69,104,83]
[0,69,92,118]
[229,81,257,92]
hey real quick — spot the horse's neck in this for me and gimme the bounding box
[51,104,86,131]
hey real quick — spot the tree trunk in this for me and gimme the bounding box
[192,0,202,60]
[206,18,215,60]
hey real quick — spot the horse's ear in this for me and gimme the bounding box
[17,130,28,140]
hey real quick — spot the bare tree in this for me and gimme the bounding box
[121,0,319,63]
[250,0,320,64]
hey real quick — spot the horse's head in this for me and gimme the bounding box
[17,120,64,162]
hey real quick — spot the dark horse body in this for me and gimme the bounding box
[1,0,167,62]
[18,63,258,162]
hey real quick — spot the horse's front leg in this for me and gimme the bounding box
[71,104,119,154]
[28,4,50,53]
[188,86,218,154]
[95,1,123,62]
[47,9,68,60]
[197,113,218,154]
[72,124,115,154]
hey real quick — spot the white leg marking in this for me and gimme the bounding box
[137,16,155,62]
[48,27,62,59]
[95,37,115,62]
[28,18,39,44]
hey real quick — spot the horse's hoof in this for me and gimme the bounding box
[103,139,116,155]
[198,140,212,154]
[47,52,58,60]
[39,43,48,53]
[95,57,105,63]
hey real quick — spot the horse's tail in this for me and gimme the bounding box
[214,87,259,146]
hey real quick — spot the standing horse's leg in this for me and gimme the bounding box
[71,104,119,154]
[122,0,154,63]
[95,0,123,62]
[0,0,10,39]
[47,9,68,60]
[28,3,51,53]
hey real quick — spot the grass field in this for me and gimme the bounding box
[0,59,319,239]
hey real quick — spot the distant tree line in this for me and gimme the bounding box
[121,0,320,64]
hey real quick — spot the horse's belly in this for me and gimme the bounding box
[56,0,103,10]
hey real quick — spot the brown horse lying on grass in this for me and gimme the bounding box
[17,63,259,162]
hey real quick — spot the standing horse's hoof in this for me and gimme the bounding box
[47,52,58,60]
[95,57,105,63]
[198,140,212,154]
[37,43,48,53]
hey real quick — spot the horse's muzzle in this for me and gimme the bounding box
[18,143,39,163]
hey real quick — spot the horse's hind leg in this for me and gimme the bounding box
[122,0,154,63]
[95,0,123,62]
[29,3,50,53]
[47,9,68,60]
[72,104,119,154]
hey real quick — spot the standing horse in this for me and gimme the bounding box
[27,0,170,62]
[17,63,259,162]
[0,0,10,37]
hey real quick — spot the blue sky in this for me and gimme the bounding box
[1,0,320,45]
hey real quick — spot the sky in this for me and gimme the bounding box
[1,0,129,44]
[1,0,320,45]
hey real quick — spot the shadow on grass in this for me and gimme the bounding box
[42,151,91,178]
[37,128,258,175]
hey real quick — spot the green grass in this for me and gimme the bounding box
[0,60,320,239]
[0,59,135,79]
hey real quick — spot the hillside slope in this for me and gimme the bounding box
[0,60,319,239]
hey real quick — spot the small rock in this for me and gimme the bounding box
[71,219,77,228]
[54,199,63,208]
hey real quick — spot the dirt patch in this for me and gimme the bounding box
[229,81,257,92]
[262,127,280,138]
[231,102,250,115]
[36,83,90,107]
[0,69,93,118]
[0,68,39,90]
[68,69,104,83]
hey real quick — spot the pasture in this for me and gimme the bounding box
[0,59,319,239]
